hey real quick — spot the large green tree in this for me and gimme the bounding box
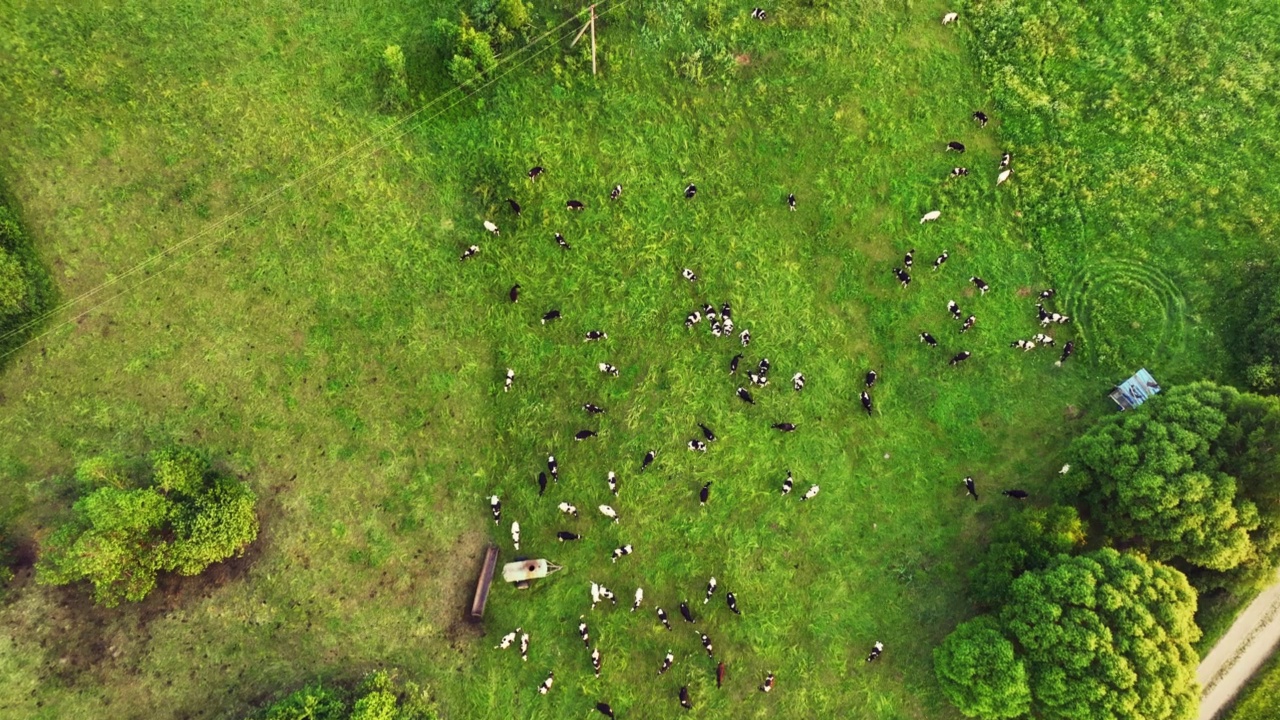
[934,616,1031,719]
[969,504,1086,609]
[1067,382,1280,578]
[37,447,258,606]
[939,549,1200,720]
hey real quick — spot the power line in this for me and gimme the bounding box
[0,2,624,359]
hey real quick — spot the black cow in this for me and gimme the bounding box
[700,482,712,505]
[528,166,544,181]
[1002,489,1029,500]
[893,267,912,288]
[973,110,989,127]
[964,477,978,500]
[934,252,949,270]
[727,592,740,615]
[542,309,561,324]
[861,391,873,415]
[509,284,520,303]
[730,354,743,374]
[558,531,581,541]
[947,141,966,153]
[679,686,693,709]
[950,351,972,366]
[567,200,585,211]
[772,423,797,432]
[865,370,877,388]
[596,702,615,718]
[680,602,695,623]
[920,332,938,347]
[788,193,796,210]
[685,183,697,199]
[575,430,598,441]
[642,450,656,471]
[507,198,522,216]
[537,472,547,496]
[699,423,717,442]
[737,387,756,404]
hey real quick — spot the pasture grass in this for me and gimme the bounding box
[0,0,1263,718]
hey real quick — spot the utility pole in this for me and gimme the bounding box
[571,4,598,75]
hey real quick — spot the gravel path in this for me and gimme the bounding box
[1198,577,1280,720]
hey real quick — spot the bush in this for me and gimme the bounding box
[0,201,50,365]
[934,616,1031,719]
[36,447,258,606]
[249,671,437,720]
[380,45,410,113]
[1239,271,1280,395]
[434,0,531,90]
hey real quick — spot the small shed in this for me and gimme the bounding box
[1109,368,1161,411]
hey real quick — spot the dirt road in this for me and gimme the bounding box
[1198,578,1280,719]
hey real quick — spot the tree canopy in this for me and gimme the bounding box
[1067,382,1280,579]
[934,615,1031,719]
[37,447,258,606]
[969,504,1086,609]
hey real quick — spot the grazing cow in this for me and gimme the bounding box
[555,232,571,250]
[685,311,702,328]
[794,372,806,391]
[703,304,718,321]
[718,662,726,687]
[490,495,502,523]
[1002,489,1029,500]
[576,430,598,441]
[511,521,521,550]
[507,198,522,216]
[483,220,500,235]
[1039,288,1056,299]
[599,505,620,523]
[461,245,480,260]
[539,671,554,694]
[1036,303,1050,323]
[865,370,878,388]
[1010,339,1035,351]
[761,673,776,693]
[610,184,622,201]
[942,11,958,24]
[632,587,643,611]
[867,641,884,662]
[1060,464,1071,474]
[772,422,797,432]
[758,357,770,375]
[920,331,938,347]
[682,268,699,282]
[598,585,617,604]
[599,363,620,376]
[579,621,591,647]
[597,702,615,718]
[1032,333,1055,346]
[730,353,743,374]
[904,248,915,268]
[1040,311,1070,327]
[679,686,692,710]
[973,110,989,128]
[542,309,561,324]
[951,167,969,177]
[722,315,733,336]
[1000,152,1011,168]
[705,577,718,603]
[749,371,769,387]
[558,531,581,542]
[861,391,874,416]
[970,276,989,294]
[685,183,697,199]
[567,200,585,211]
[949,351,972,366]
[1055,340,1074,366]
[591,582,602,608]
[721,302,733,320]
[700,632,715,657]
[517,632,528,660]
[934,251,950,270]
[921,210,942,223]
[584,403,606,414]
[538,472,547,496]
[960,315,976,333]
[964,476,978,500]
[496,628,521,650]
[727,592,740,615]
[751,7,767,20]
[948,300,962,319]
[680,602,695,623]
[559,502,579,518]
[612,544,633,563]
[658,607,673,631]
[893,267,912,288]
[642,450,656,471]
[802,484,820,501]
[788,193,796,210]
[689,439,707,452]
[782,470,794,495]
[740,329,751,346]
[699,423,718,442]
[997,169,1012,186]
[660,651,675,675]
[585,330,607,341]
[710,320,723,338]
[591,648,602,677]
[548,456,559,482]
[528,166,545,181]
[737,387,756,404]
[947,141,966,153]
[509,284,520,303]
[504,368,514,392]
[607,471,618,496]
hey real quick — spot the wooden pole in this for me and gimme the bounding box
[589,4,597,75]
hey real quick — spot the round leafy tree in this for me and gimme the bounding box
[934,615,1031,719]
[969,504,1086,609]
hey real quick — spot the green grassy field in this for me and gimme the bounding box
[0,0,1270,718]
[1225,649,1280,720]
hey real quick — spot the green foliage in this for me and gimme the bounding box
[435,0,530,90]
[969,504,1085,609]
[251,671,436,720]
[1225,646,1280,720]
[380,45,410,113]
[1000,549,1200,720]
[262,683,347,720]
[934,616,1030,719]
[36,448,257,606]
[1239,271,1280,395]
[0,202,50,365]
[1067,383,1274,574]
[0,246,26,317]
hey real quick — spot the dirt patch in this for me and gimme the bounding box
[734,54,751,66]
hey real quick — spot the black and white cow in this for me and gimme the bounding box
[584,403,606,414]
[699,423,718,442]
[558,531,581,541]
[682,268,698,282]
[575,430,598,441]
[737,387,756,404]
[866,641,884,662]
[585,330,607,341]
[794,373,806,391]
[658,607,673,631]
[684,184,697,199]
[490,495,502,523]
[920,331,939,347]
[555,233,571,250]
[782,470,794,495]
[461,245,480,260]
[973,110,989,127]
[509,284,520,303]
[612,544,633,563]
[788,193,796,211]
[685,311,702,328]
[861,391,874,416]
[950,167,969,177]
[610,184,622,201]
[950,351,972,366]
[970,276,989,294]
[772,422,797,432]
[542,309,561,324]
[538,671,554,695]
[960,315,976,333]
[934,251,949,270]
[598,363,620,376]
[660,651,675,674]
[802,484,820,501]
[642,450,656,471]
[689,439,707,453]
[964,477,978,500]
[947,141,966,153]
[548,456,559,482]
[699,632,715,657]
[893,267,912,288]
[566,200,585,211]
[504,368,514,392]
[727,592,740,615]
[1002,489,1029,500]
[699,482,712,506]
[528,166,545,181]
[607,471,618,496]
[558,502,578,518]
[904,248,915,268]
[705,577,718,604]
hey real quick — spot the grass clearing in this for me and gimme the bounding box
[0,0,1270,718]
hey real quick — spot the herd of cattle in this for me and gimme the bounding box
[468,13,1072,715]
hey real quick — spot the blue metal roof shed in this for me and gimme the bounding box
[1109,368,1161,411]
